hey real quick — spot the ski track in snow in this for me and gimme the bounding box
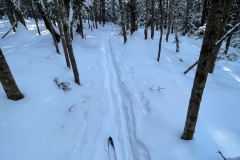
[71,29,152,160]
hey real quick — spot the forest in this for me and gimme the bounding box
[0,0,239,160]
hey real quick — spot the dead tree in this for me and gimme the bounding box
[0,48,24,100]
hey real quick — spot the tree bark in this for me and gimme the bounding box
[129,0,138,34]
[157,0,164,62]
[118,0,127,43]
[166,0,173,42]
[0,48,24,100]
[200,0,208,26]
[144,0,149,39]
[150,0,154,39]
[29,0,41,35]
[181,0,228,140]
[57,0,80,85]
[182,0,191,36]
[33,0,60,54]
[224,1,240,55]
[208,0,232,73]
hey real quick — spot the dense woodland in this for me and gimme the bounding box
[0,0,239,143]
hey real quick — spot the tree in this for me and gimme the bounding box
[0,48,24,100]
[150,0,155,39]
[144,0,149,39]
[118,0,127,43]
[200,0,208,26]
[166,0,173,42]
[55,0,81,85]
[33,0,60,54]
[157,0,164,61]
[181,0,230,140]
[224,0,240,55]
[208,0,232,73]
[129,0,138,34]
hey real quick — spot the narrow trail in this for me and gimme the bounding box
[76,28,151,160]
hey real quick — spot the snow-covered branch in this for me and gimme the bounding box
[215,22,240,45]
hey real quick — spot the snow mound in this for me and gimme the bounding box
[14,22,34,39]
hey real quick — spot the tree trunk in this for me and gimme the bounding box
[58,0,80,85]
[224,1,240,55]
[173,0,179,52]
[166,0,173,42]
[157,0,164,62]
[3,0,16,31]
[29,0,41,35]
[129,0,138,34]
[118,0,127,43]
[200,0,208,26]
[163,0,168,29]
[182,0,191,36]
[144,0,149,39]
[5,0,26,27]
[150,0,154,39]
[33,0,60,54]
[54,0,71,69]
[208,0,232,73]
[102,0,106,26]
[0,48,24,100]
[112,0,116,23]
[181,0,230,140]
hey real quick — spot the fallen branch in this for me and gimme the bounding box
[218,150,227,160]
[184,60,199,75]
[2,21,17,39]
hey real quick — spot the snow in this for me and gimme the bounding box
[0,20,240,160]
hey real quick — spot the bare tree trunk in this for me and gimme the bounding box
[129,0,138,34]
[3,0,16,31]
[33,0,60,54]
[112,0,116,23]
[157,0,164,62]
[54,0,71,68]
[182,0,191,36]
[0,48,24,100]
[29,0,41,35]
[150,0,154,39]
[224,1,240,55]
[6,0,26,27]
[200,0,208,26]
[163,0,168,29]
[181,0,230,140]
[144,0,149,39]
[102,0,106,26]
[173,0,179,52]
[58,0,80,85]
[208,0,232,73]
[126,3,130,31]
[118,0,127,43]
[166,0,173,42]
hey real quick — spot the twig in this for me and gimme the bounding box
[184,60,199,75]
[217,150,227,160]
[2,21,17,39]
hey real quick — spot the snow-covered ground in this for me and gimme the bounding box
[0,20,239,160]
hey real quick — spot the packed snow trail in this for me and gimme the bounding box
[74,27,151,160]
